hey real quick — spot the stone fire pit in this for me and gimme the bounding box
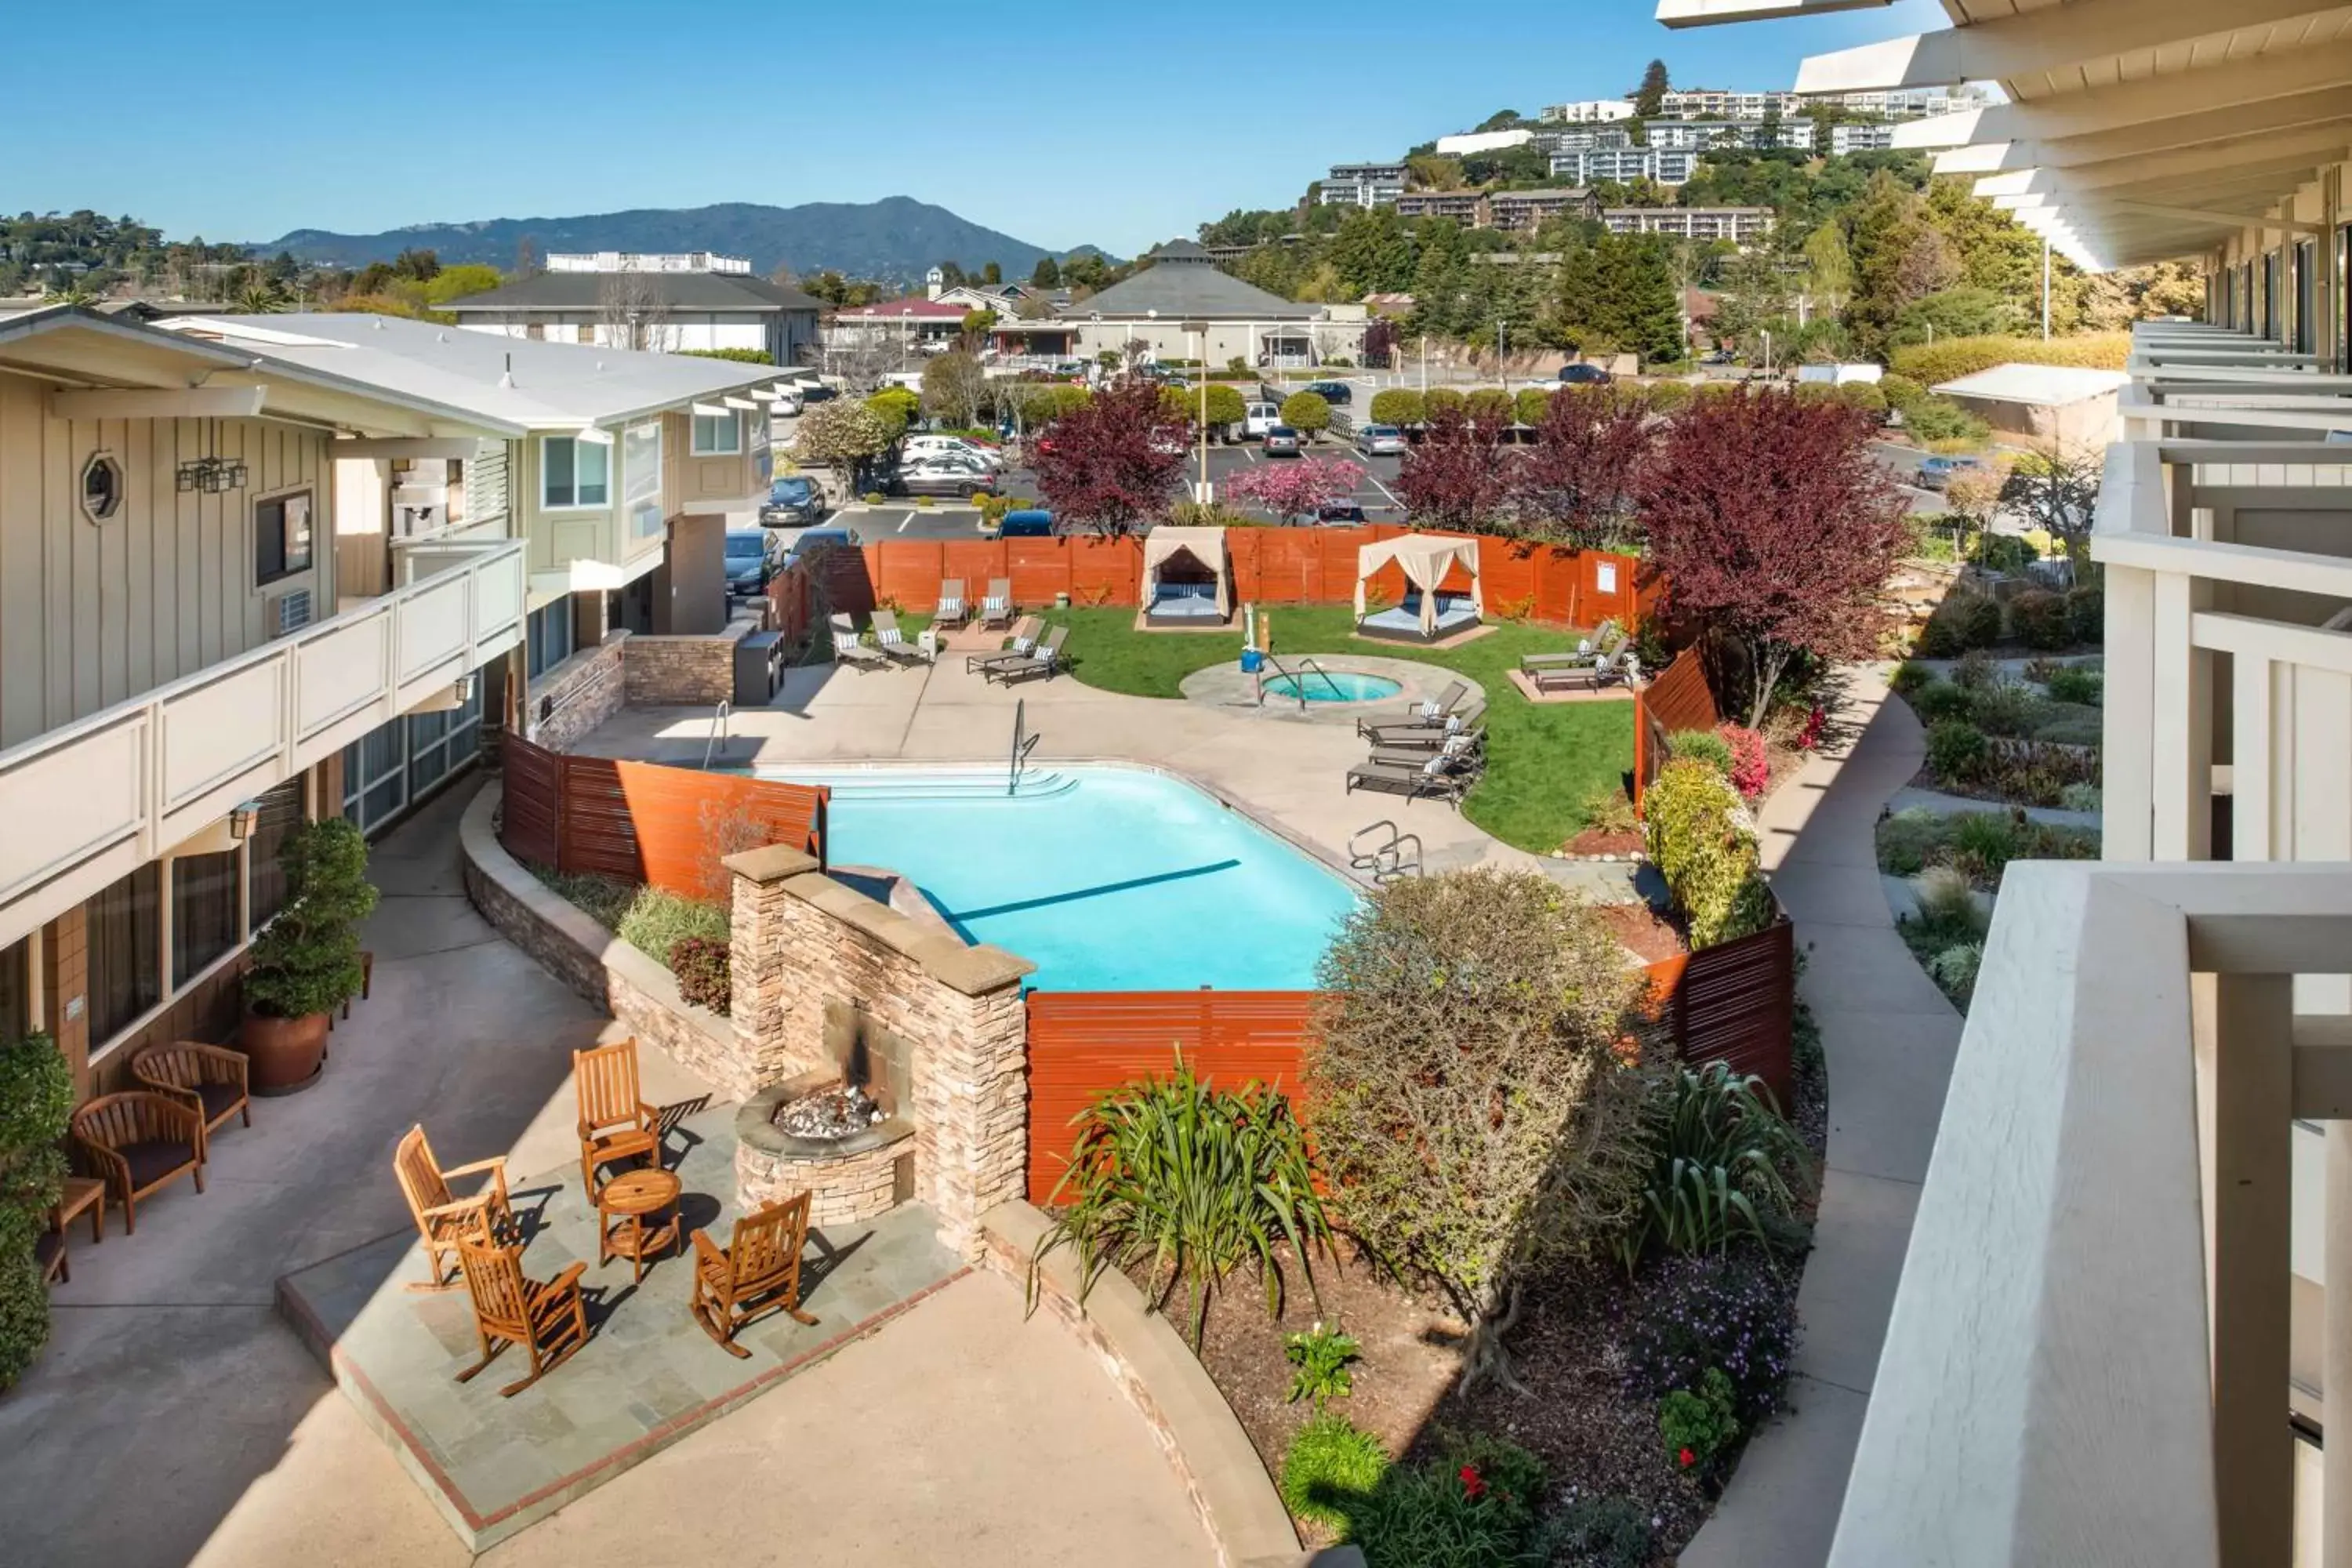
[736,1068,918,1226]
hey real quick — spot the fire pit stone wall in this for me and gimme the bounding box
[736,1070,919,1227]
[723,846,1035,1258]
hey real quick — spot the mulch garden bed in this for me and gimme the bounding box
[1563,824,1646,858]
[1593,900,1688,967]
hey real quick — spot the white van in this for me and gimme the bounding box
[1243,401,1283,440]
[903,434,1004,470]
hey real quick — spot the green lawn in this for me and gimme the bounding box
[1033,606,1633,852]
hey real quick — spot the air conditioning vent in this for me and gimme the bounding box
[274,590,313,637]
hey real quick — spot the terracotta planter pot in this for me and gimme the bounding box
[238,1010,329,1095]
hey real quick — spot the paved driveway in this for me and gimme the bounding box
[0,782,1214,1568]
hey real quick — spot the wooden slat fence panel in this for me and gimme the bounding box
[1024,990,1320,1202]
[942,539,1011,607]
[1633,645,1722,808]
[499,733,827,901]
[1639,919,1795,1107]
[1068,535,1142,605]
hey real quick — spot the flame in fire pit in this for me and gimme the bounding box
[771,1083,887,1141]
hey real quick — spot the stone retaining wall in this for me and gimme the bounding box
[458,782,739,1085]
[527,632,627,751]
[622,619,754,706]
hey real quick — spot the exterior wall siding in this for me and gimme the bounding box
[0,379,335,748]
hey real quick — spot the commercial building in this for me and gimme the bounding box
[1601,206,1775,245]
[1657,0,2352,1562]
[1394,192,1490,224]
[1548,147,1699,186]
[1319,163,1410,208]
[1537,99,1638,124]
[1646,118,1817,152]
[436,267,821,368]
[545,252,752,275]
[996,241,1366,368]
[1487,189,1600,232]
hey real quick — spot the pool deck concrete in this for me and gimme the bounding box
[572,653,1642,902]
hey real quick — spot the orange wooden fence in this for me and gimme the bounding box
[1023,990,1322,1203]
[1632,645,1722,809]
[1020,928,1797,1200]
[838,529,1647,630]
[499,731,828,901]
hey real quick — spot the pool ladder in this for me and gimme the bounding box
[1348,819,1423,884]
[1259,653,1346,711]
[1008,699,1040,795]
[701,700,731,769]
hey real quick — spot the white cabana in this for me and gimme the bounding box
[1142,526,1231,619]
[1354,534,1483,637]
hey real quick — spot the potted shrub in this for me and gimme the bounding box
[239,818,378,1093]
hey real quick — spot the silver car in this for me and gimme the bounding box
[1356,423,1406,456]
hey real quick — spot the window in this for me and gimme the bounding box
[527,597,575,680]
[255,491,314,585]
[172,850,241,988]
[85,863,162,1044]
[691,410,741,455]
[245,779,306,932]
[80,452,123,522]
[542,436,611,509]
[622,421,663,540]
[343,720,409,837]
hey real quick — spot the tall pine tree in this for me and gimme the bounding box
[1634,59,1671,118]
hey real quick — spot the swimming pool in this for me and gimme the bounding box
[753,764,1358,992]
[1261,670,1404,703]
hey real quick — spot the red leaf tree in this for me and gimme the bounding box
[1394,405,1512,533]
[1635,389,1910,727]
[1514,387,1654,550]
[1223,456,1363,523]
[1030,379,1193,536]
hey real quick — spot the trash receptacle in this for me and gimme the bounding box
[734,631,785,706]
[1240,648,1264,674]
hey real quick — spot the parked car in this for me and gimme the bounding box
[1355,423,1406,457]
[724,525,786,600]
[768,387,803,417]
[783,527,854,567]
[892,456,996,499]
[760,474,826,527]
[1243,401,1283,440]
[1557,363,1613,385]
[998,510,1055,538]
[1916,454,1989,492]
[1316,501,1367,524]
[1263,425,1302,457]
[1303,379,1353,406]
[798,383,839,403]
[904,434,1004,470]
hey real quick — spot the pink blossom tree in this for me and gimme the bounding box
[1636,388,1911,727]
[1223,456,1365,524]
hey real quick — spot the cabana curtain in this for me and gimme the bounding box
[1142,526,1231,618]
[1354,535,1483,635]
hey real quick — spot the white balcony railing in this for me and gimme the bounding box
[1835,862,2352,1568]
[0,537,525,951]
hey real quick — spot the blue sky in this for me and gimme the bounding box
[4,0,1947,258]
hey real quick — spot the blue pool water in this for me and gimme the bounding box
[753,764,1358,992]
[1261,670,1403,703]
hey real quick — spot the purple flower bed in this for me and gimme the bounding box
[1623,1247,1802,1426]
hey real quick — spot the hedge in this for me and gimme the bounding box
[1887,332,2131,387]
[1643,760,1774,951]
[1369,388,1424,426]
[677,347,775,365]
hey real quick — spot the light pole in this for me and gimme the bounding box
[1185,320,1211,504]
[899,308,911,372]
[2041,235,2052,340]
[1761,328,1773,380]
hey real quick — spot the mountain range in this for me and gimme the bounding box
[256,198,1109,283]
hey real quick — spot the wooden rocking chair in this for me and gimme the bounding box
[392,1124,512,1291]
[71,1091,204,1236]
[573,1039,661,1196]
[688,1192,818,1358]
[453,1234,590,1397]
[131,1041,250,1160]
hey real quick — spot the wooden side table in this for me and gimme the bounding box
[58,1176,104,1244]
[597,1169,682,1284]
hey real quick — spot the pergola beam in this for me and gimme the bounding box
[1897,43,2352,148]
[1970,129,2352,193]
[1797,0,2336,93]
[2101,200,2325,235]
[1655,0,1891,27]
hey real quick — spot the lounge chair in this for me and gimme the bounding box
[1346,753,1477,807]
[1370,728,1484,768]
[1357,697,1484,748]
[1532,648,1628,694]
[978,578,1014,630]
[873,609,931,665]
[829,612,889,674]
[935,579,969,627]
[1523,624,1626,675]
[1352,681,1467,741]
[982,623,1069,685]
[967,615,1042,673]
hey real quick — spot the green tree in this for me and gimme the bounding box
[422,263,502,305]
[865,386,920,441]
[1281,390,1332,439]
[793,400,891,494]
[922,350,988,428]
[1803,220,1853,314]
[936,260,967,288]
[1031,256,1062,289]
[1326,206,1417,297]
[981,260,1002,285]
[1201,383,1247,432]
[1635,59,1671,118]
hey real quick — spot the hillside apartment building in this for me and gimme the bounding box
[1657,1,2352,1563]
[0,307,783,1098]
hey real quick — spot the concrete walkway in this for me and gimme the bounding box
[0,781,1214,1568]
[575,652,1640,902]
[1680,666,1964,1568]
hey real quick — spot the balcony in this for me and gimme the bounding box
[1835,861,2352,1567]
[0,537,525,950]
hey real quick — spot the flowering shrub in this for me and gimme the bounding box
[1624,1249,1800,1426]
[1798,705,1826,750]
[1334,1432,1547,1567]
[1716,724,1769,799]
[1643,760,1773,949]
[667,936,731,1015]
[1658,1367,1740,1471]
